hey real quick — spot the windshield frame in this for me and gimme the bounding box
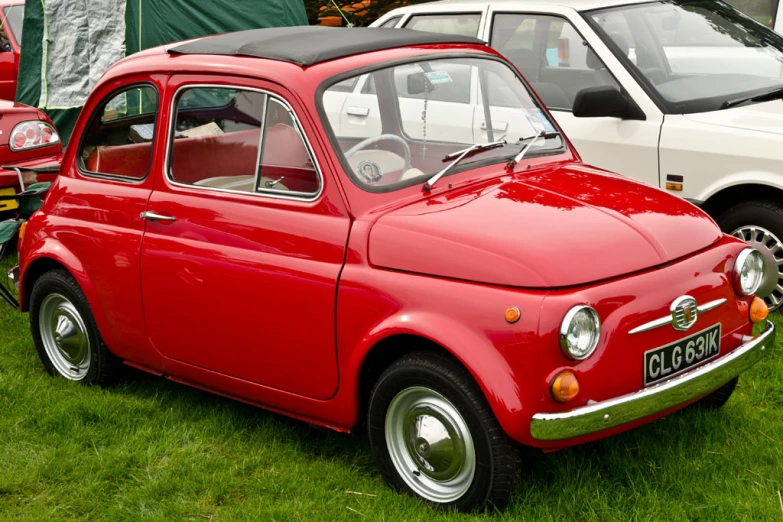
[315,52,567,194]
[583,0,783,114]
[3,5,23,47]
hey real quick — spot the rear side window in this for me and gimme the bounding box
[405,13,482,37]
[378,15,402,28]
[79,85,159,180]
[168,86,320,199]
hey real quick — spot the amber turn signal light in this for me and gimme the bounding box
[550,371,580,403]
[749,297,768,324]
[505,306,521,323]
[665,182,683,191]
[17,221,27,245]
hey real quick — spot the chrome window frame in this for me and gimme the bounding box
[165,83,324,202]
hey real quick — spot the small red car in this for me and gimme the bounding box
[0,0,23,101]
[12,27,775,512]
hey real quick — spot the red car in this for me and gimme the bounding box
[0,0,23,101]
[11,27,775,512]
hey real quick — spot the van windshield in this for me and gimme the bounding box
[587,0,783,113]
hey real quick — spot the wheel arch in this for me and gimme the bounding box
[700,182,783,220]
[349,319,527,442]
[19,241,116,349]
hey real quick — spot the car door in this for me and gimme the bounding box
[484,9,663,187]
[140,76,351,400]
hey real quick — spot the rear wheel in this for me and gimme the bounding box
[718,200,783,311]
[367,352,520,512]
[690,377,738,410]
[29,269,120,385]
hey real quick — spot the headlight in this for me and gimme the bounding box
[559,305,600,360]
[10,121,60,152]
[733,248,764,296]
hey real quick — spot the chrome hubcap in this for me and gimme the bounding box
[385,387,475,503]
[732,225,783,311]
[39,293,91,380]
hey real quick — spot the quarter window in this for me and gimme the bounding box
[405,13,482,37]
[378,15,402,28]
[79,85,158,179]
[169,87,320,198]
[491,13,620,111]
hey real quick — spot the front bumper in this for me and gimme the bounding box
[530,320,775,441]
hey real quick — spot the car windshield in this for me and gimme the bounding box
[321,57,564,192]
[587,0,783,113]
[3,5,23,44]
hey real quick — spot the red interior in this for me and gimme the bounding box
[85,125,319,193]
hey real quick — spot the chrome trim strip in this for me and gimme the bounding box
[530,320,775,441]
[628,298,727,335]
[164,83,324,203]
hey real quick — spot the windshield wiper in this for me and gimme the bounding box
[721,87,783,110]
[423,137,507,191]
[507,130,561,170]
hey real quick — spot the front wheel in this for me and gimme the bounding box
[29,269,121,385]
[367,352,520,512]
[718,200,783,311]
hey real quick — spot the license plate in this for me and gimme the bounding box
[0,187,18,211]
[643,324,721,386]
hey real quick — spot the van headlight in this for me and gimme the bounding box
[733,248,764,296]
[559,305,600,360]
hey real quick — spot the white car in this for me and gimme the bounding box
[370,0,783,311]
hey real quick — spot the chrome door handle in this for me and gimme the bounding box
[346,106,370,117]
[481,121,508,131]
[140,211,176,222]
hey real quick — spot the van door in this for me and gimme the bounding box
[485,10,663,187]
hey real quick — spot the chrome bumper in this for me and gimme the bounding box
[530,320,775,441]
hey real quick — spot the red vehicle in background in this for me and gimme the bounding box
[0,0,23,100]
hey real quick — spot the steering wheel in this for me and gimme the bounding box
[345,134,411,182]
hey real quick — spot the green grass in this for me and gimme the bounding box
[0,261,782,521]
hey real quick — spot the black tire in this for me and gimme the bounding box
[367,352,520,512]
[29,269,121,385]
[717,200,783,310]
[690,377,738,411]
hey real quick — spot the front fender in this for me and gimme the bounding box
[337,267,544,444]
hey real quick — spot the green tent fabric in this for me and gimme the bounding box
[17,0,307,143]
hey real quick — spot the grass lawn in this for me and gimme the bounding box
[0,256,781,521]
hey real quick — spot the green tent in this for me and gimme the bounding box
[16,0,307,142]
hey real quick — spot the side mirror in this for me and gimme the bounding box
[406,72,435,95]
[572,85,646,120]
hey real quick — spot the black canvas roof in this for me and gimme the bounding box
[168,26,485,67]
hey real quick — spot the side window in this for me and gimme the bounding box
[378,15,402,28]
[169,87,320,198]
[405,13,482,37]
[491,13,620,111]
[79,85,158,179]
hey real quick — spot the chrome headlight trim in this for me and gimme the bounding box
[733,248,764,296]
[559,305,601,361]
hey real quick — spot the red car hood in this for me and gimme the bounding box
[368,165,722,288]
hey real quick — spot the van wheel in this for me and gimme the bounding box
[29,269,120,385]
[367,352,520,512]
[690,377,738,410]
[718,200,783,311]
